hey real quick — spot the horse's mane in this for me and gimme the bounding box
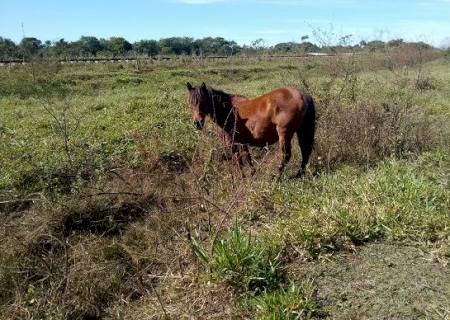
[207,86,236,130]
[206,86,232,105]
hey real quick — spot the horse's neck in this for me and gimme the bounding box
[210,93,237,133]
[232,95,248,104]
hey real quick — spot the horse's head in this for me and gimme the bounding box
[186,82,211,130]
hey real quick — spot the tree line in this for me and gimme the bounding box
[0,35,434,61]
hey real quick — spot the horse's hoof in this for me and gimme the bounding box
[271,173,282,182]
[288,172,307,180]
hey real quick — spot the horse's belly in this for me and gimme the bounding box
[246,122,278,147]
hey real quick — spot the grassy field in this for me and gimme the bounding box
[0,50,449,319]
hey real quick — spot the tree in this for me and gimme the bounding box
[367,40,385,52]
[273,41,319,54]
[134,40,159,56]
[106,37,132,56]
[387,38,404,47]
[159,37,193,55]
[77,36,104,56]
[0,37,20,59]
[338,34,353,46]
[299,41,319,53]
[274,42,296,53]
[50,39,69,57]
[251,38,265,50]
[19,37,42,59]
[193,37,239,56]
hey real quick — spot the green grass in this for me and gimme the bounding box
[1,56,449,193]
[255,151,450,256]
[192,224,282,293]
[246,281,317,320]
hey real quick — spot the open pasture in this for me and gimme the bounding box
[1,50,449,319]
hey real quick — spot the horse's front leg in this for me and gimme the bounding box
[232,144,245,178]
[276,127,293,179]
[241,144,255,176]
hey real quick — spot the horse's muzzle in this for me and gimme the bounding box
[194,119,205,130]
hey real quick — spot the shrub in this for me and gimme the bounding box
[312,102,439,171]
[191,224,282,293]
[412,74,436,91]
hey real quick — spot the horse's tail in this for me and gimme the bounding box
[300,93,316,148]
[297,93,316,174]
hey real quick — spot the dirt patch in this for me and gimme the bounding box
[0,199,34,214]
[61,193,163,236]
[150,151,189,173]
[311,243,450,319]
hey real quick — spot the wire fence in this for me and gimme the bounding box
[0,53,339,66]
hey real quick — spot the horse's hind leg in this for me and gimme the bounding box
[295,94,316,177]
[276,127,293,179]
[296,127,313,177]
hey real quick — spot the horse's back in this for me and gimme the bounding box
[262,87,307,127]
[237,87,304,115]
[231,87,308,145]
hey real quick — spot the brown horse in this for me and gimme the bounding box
[186,82,315,178]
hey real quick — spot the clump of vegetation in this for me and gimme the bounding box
[313,102,439,170]
[412,74,436,91]
[191,224,282,293]
[249,281,317,320]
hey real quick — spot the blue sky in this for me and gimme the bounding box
[1,0,450,47]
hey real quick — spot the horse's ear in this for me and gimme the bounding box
[186,82,193,91]
[200,82,207,94]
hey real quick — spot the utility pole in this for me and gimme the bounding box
[21,22,26,63]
